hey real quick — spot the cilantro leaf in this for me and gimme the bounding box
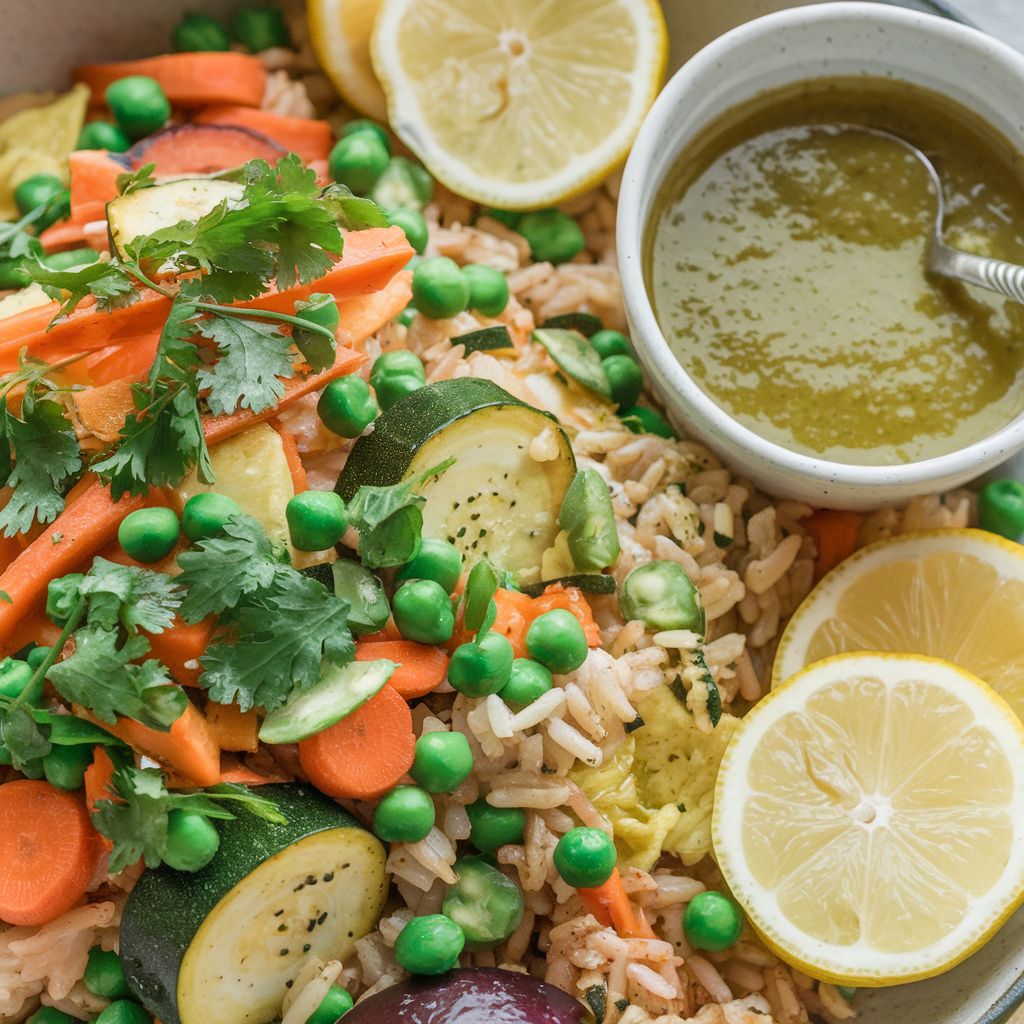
[116,163,157,195]
[0,704,51,771]
[0,388,82,537]
[46,625,187,730]
[79,557,183,634]
[28,258,136,317]
[195,314,294,415]
[321,184,391,231]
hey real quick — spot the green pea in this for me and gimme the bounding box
[315,376,378,438]
[172,12,231,51]
[0,258,31,290]
[118,506,180,562]
[372,156,433,211]
[26,645,51,671]
[553,827,616,888]
[286,491,349,551]
[95,1001,151,1024]
[162,809,220,872]
[0,745,12,766]
[0,657,41,702]
[77,120,132,152]
[481,208,522,229]
[308,984,355,1024]
[13,174,70,230]
[43,743,93,791]
[525,609,589,675]
[499,658,553,706]
[83,946,131,1000]
[559,468,620,572]
[683,891,743,952]
[27,1010,77,1024]
[296,293,340,334]
[979,479,1024,541]
[466,800,525,854]
[46,572,84,626]
[448,633,514,697]
[620,405,675,439]
[394,914,465,975]
[182,492,242,542]
[388,208,429,255]
[105,76,171,141]
[397,538,463,593]
[411,731,474,793]
[395,306,417,328]
[370,349,426,387]
[375,373,422,412]
[372,784,436,842]
[42,247,100,271]
[602,354,644,409]
[393,579,455,645]
[411,257,471,320]
[518,209,585,264]
[328,132,391,195]
[837,986,857,1001]
[340,119,391,153]
[463,264,509,316]
[230,6,291,50]
[620,560,704,633]
[442,856,524,948]
[590,329,633,360]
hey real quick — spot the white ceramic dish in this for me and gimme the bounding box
[619,1,1024,509]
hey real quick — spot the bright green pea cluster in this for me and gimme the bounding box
[369,348,426,411]
[553,827,616,888]
[683,891,743,952]
[286,491,349,551]
[398,538,464,593]
[411,258,509,320]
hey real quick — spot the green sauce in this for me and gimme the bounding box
[646,78,1024,465]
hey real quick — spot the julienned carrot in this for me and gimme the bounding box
[803,509,861,580]
[76,52,267,108]
[83,746,116,815]
[577,868,655,939]
[0,479,161,652]
[80,700,221,788]
[275,425,308,493]
[143,615,215,687]
[355,640,449,699]
[194,106,333,163]
[85,339,160,387]
[0,780,102,926]
[298,684,414,800]
[205,702,260,753]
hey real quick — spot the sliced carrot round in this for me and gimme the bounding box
[299,684,415,801]
[355,641,448,699]
[0,780,101,926]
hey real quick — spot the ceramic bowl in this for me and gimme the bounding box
[618,1,1024,509]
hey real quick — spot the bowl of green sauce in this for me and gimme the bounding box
[618,0,1024,508]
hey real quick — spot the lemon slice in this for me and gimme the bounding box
[369,0,668,208]
[773,529,1024,720]
[307,0,388,121]
[714,652,1024,985]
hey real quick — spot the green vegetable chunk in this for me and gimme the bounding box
[499,658,553,706]
[43,247,100,271]
[442,856,524,948]
[181,493,242,542]
[620,405,675,439]
[230,6,291,50]
[448,633,514,698]
[340,119,391,152]
[0,257,32,290]
[553,827,616,888]
[163,809,221,873]
[172,12,231,51]
[371,156,433,211]
[837,986,858,1001]
[466,800,525,854]
[14,174,69,230]
[979,479,1024,541]
[317,376,379,438]
[559,469,620,571]
[683,891,743,952]
[590,329,633,359]
[394,914,465,975]
[411,731,474,793]
[0,657,40,702]
[77,120,131,152]
[371,349,426,386]
[463,264,509,316]
[105,76,171,140]
[533,328,611,398]
[602,354,644,409]
[518,209,585,263]
[619,560,704,633]
[27,1009,77,1024]
[117,507,180,563]
[46,572,84,625]
[525,609,588,675]
[412,257,470,320]
[328,559,390,635]
[95,1000,152,1024]
[372,785,436,843]
[295,292,340,335]
[396,306,417,327]
[42,743,92,791]
[388,208,429,254]
[83,946,132,1000]
[328,133,390,195]
[308,984,355,1023]
[286,491,349,551]
[393,579,455,645]
[397,538,464,593]
[26,646,51,671]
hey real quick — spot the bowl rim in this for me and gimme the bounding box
[617,0,1024,492]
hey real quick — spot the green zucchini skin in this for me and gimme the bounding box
[520,573,617,598]
[120,784,384,1024]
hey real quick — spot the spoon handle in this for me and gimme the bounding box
[929,240,1024,305]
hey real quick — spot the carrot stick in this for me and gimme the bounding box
[0,780,102,926]
[68,150,126,217]
[38,219,91,254]
[298,684,414,800]
[83,746,115,815]
[194,106,333,163]
[355,641,448,699]
[577,868,653,939]
[76,53,267,108]
[4,612,63,656]
[205,702,260,753]
[275,425,307,493]
[803,509,861,580]
[78,700,221,788]
[142,615,215,687]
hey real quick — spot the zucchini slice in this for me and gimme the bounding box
[120,784,387,1024]
[107,178,244,259]
[540,311,603,337]
[453,325,515,354]
[337,379,576,584]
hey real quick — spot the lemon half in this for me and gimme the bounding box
[370,0,668,208]
[714,652,1024,986]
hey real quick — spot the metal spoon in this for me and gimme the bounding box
[835,125,1024,304]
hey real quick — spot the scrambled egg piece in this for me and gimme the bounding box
[573,685,738,869]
